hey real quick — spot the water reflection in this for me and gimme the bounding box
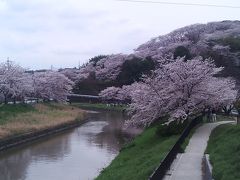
[0,110,139,180]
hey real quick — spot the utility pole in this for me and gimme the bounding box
[6,57,10,70]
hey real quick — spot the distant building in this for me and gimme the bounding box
[25,69,49,74]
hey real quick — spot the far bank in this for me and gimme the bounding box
[0,103,86,151]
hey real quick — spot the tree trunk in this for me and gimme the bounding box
[13,98,16,104]
[207,111,211,122]
[4,96,7,105]
[237,116,240,125]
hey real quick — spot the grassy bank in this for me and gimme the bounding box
[96,124,180,180]
[216,114,236,122]
[72,103,127,111]
[0,103,84,139]
[206,124,240,180]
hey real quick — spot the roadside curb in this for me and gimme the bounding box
[203,154,214,180]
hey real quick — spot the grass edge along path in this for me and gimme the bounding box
[96,124,180,180]
[205,124,240,180]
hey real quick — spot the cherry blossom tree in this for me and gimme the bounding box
[126,57,237,127]
[74,54,127,82]
[95,54,128,81]
[59,68,81,82]
[99,86,121,101]
[0,60,32,104]
[15,73,34,102]
[32,71,73,102]
[99,82,143,102]
[73,21,240,85]
[115,83,143,102]
[134,21,240,67]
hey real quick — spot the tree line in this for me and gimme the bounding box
[0,60,73,104]
[99,56,238,127]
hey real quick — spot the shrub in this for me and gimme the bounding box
[174,46,191,60]
[156,120,188,137]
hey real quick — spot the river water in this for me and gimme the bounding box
[0,110,139,180]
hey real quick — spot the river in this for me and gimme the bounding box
[0,110,139,180]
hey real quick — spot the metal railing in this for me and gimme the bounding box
[149,116,203,180]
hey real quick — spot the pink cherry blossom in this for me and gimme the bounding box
[126,57,237,127]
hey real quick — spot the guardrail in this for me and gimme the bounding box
[149,116,203,180]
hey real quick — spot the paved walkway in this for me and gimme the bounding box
[165,121,234,180]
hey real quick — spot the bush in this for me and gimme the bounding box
[156,120,188,137]
[219,36,240,52]
[89,55,108,67]
[174,46,191,60]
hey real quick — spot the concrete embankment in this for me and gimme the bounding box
[0,118,90,152]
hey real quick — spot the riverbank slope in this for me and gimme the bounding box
[0,103,85,140]
[206,123,240,180]
[96,124,180,180]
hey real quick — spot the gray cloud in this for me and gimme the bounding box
[0,0,239,69]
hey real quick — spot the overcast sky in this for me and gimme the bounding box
[0,0,239,69]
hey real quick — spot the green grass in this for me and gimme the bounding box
[216,114,236,122]
[0,104,34,125]
[96,124,180,180]
[205,124,240,180]
[72,103,127,111]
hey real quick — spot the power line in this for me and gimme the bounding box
[116,0,240,9]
